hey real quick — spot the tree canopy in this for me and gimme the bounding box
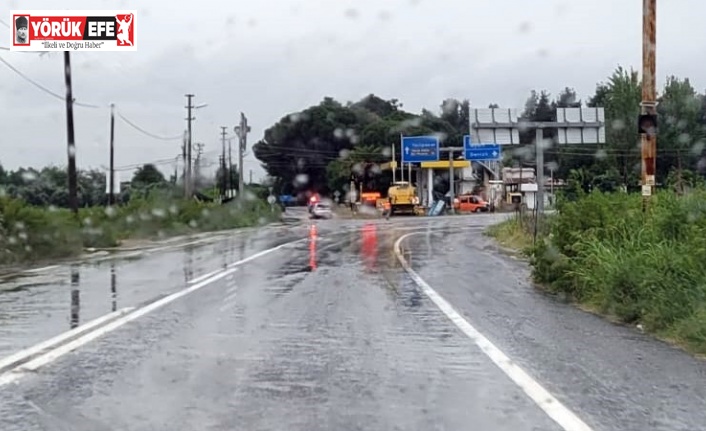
[254,67,706,196]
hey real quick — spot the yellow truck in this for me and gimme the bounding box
[386,181,419,215]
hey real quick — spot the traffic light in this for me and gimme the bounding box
[638,114,658,136]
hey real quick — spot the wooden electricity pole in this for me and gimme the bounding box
[640,0,658,211]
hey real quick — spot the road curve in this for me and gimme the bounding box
[0,213,703,431]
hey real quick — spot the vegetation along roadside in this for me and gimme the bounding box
[0,191,280,268]
[486,187,706,357]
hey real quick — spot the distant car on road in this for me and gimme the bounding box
[310,202,332,219]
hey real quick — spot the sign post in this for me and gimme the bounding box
[267,194,276,212]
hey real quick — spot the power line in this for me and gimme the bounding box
[0,55,102,108]
[1,55,186,141]
[116,111,183,141]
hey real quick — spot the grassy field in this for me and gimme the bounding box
[0,192,280,266]
[487,189,706,356]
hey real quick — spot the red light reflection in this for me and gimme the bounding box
[309,224,317,271]
[361,223,377,272]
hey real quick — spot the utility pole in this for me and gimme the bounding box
[220,126,228,197]
[218,154,226,198]
[249,169,253,185]
[64,52,78,215]
[109,103,115,206]
[228,137,233,196]
[234,113,251,199]
[185,94,195,198]
[194,142,204,190]
[640,0,658,211]
[181,131,188,195]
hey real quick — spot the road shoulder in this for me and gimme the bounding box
[403,230,706,431]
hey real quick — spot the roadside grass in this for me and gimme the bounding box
[0,191,280,266]
[485,214,536,255]
[486,189,706,356]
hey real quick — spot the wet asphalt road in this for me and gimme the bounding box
[0,209,705,430]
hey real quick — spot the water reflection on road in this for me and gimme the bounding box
[70,265,80,329]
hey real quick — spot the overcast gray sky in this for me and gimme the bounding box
[1,0,704,182]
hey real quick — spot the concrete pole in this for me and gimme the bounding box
[64,52,78,215]
[536,128,544,214]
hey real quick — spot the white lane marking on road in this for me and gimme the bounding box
[150,237,214,253]
[189,269,222,285]
[0,307,135,373]
[394,233,595,431]
[23,265,59,274]
[0,239,306,388]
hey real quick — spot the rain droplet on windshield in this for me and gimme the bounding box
[344,8,359,19]
[294,174,309,186]
[105,206,117,218]
[21,171,37,182]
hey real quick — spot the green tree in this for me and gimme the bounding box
[600,66,642,188]
[656,76,704,188]
[132,164,165,186]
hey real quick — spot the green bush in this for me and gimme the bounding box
[527,188,706,353]
[0,193,280,266]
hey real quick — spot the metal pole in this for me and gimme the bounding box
[391,143,396,183]
[64,52,78,215]
[400,134,404,182]
[449,151,455,214]
[408,162,412,185]
[109,103,115,206]
[185,94,194,198]
[641,0,657,211]
[536,128,545,214]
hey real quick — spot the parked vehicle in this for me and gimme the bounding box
[455,194,490,213]
[310,202,332,219]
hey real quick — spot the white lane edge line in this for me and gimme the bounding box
[189,269,222,285]
[12,268,235,374]
[23,265,60,274]
[0,307,135,372]
[0,238,306,387]
[393,233,594,431]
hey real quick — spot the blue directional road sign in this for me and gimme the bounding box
[401,136,439,163]
[464,135,501,161]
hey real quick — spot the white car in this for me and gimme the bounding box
[310,203,332,219]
